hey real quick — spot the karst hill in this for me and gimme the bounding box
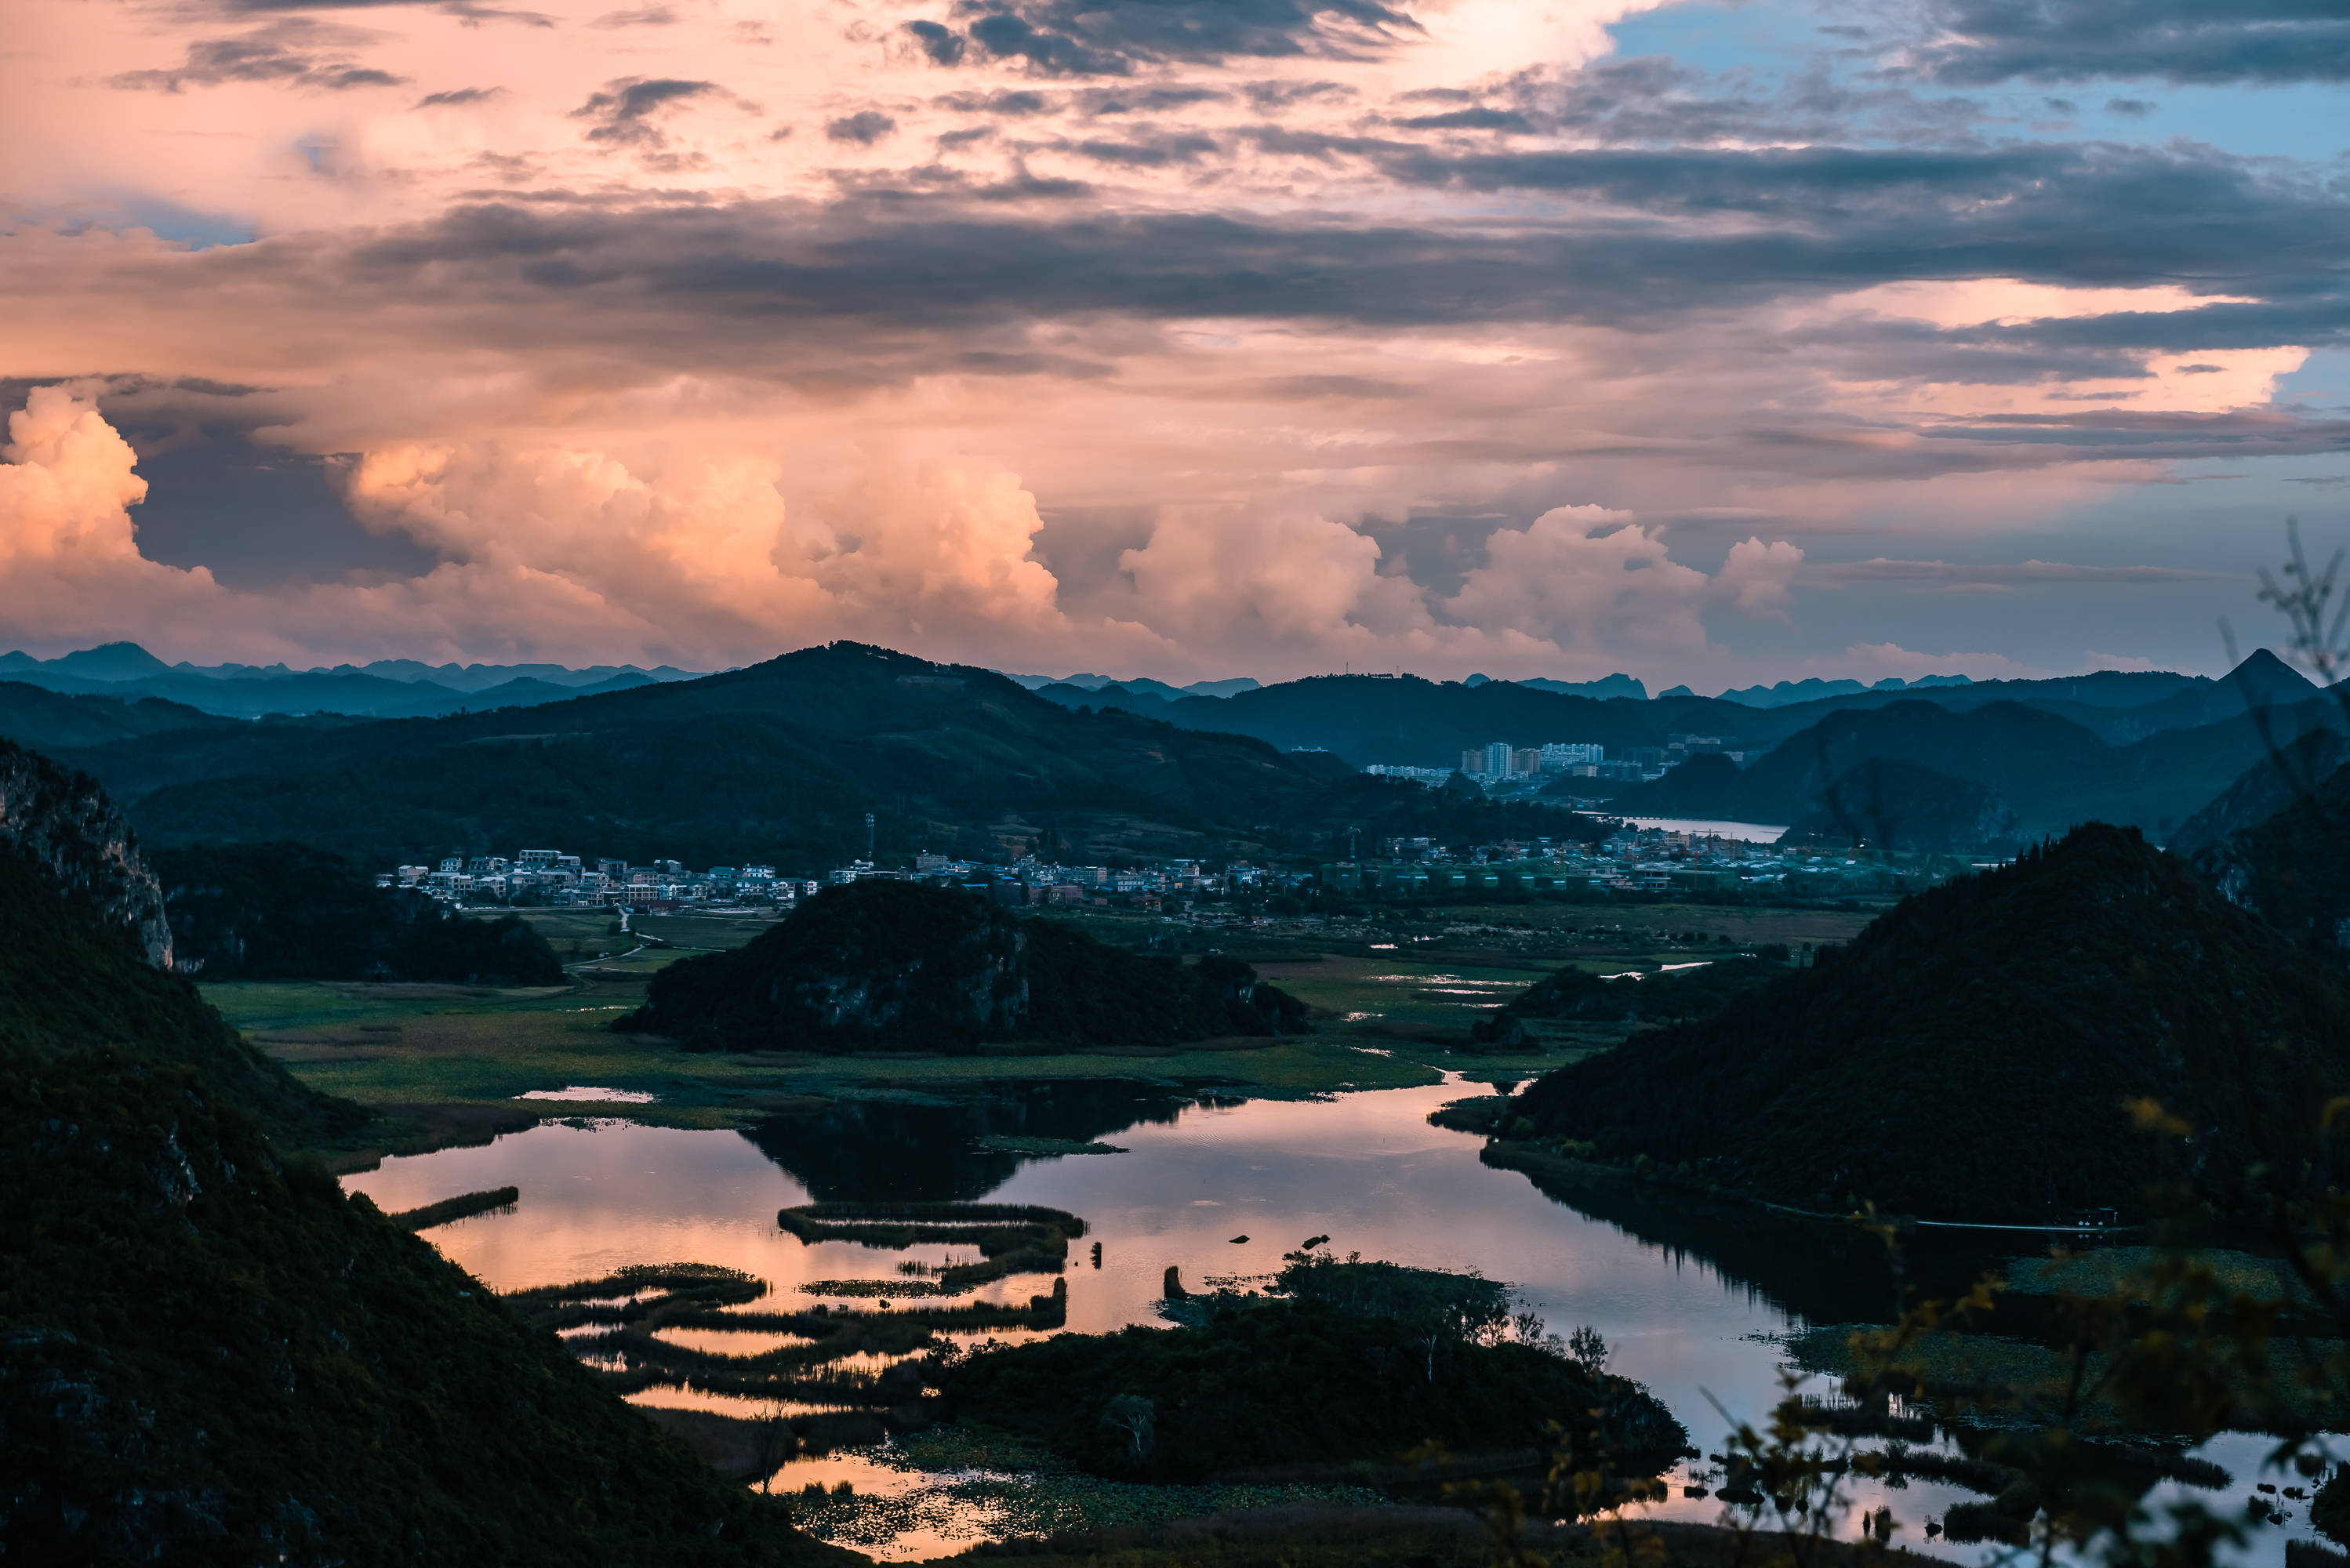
[1509,822,2350,1223]
[624,878,1309,1052]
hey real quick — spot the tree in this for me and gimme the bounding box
[1099,1393,1155,1462]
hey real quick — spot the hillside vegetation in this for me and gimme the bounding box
[0,1042,837,1565]
[156,841,565,984]
[1506,954,1789,1027]
[2189,757,2350,963]
[943,1258,1685,1485]
[1778,758,2021,853]
[1600,691,2341,838]
[0,750,837,1564]
[41,642,1599,871]
[1509,824,2350,1222]
[0,742,363,1147]
[625,880,1308,1052]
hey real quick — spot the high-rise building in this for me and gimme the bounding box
[1485,740,1514,779]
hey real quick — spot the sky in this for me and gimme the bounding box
[1,0,2345,689]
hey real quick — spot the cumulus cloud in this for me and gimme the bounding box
[5,0,2337,680]
[1444,508,1801,653]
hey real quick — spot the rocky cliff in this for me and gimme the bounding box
[0,737,171,967]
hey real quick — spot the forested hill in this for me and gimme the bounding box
[627,880,1309,1052]
[0,765,841,1562]
[1508,823,2350,1224]
[35,642,1594,871]
[0,753,365,1147]
[1594,694,2345,839]
[1030,650,2319,764]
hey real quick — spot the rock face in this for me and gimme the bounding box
[0,738,170,967]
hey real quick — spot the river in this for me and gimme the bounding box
[343,1076,2309,1563]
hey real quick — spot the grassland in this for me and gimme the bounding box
[220,898,1863,1165]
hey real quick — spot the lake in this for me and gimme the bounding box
[344,1076,2307,1563]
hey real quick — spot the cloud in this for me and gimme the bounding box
[1899,0,2350,85]
[1813,558,2225,590]
[902,0,1420,78]
[1832,642,2042,680]
[1444,508,1803,652]
[107,22,409,93]
[415,86,503,108]
[826,111,899,145]
[896,21,958,66]
[9,0,2339,681]
[568,78,750,164]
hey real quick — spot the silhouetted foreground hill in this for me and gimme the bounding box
[156,842,564,984]
[1509,825,2350,1222]
[0,1044,837,1564]
[0,757,837,1563]
[1506,955,1789,1027]
[0,743,360,1147]
[627,880,1308,1052]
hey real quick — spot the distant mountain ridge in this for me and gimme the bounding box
[1705,673,1974,707]
[23,641,1594,873]
[0,642,706,721]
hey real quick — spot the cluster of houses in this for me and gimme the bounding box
[383,846,1274,916]
[384,820,1929,919]
[1317,824,1942,898]
[385,851,811,909]
[1364,735,1744,789]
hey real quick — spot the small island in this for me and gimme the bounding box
[621,879,1310,1053]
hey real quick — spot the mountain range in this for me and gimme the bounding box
[2,643,1611,873]
[0,639,2338,864]
[0,641,705,720]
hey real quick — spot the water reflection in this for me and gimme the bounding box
[1495,1155,2010,1326]
[341,1078,2323,1566]
[743,1080,1190,1201]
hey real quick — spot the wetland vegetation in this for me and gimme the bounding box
[936,1252,1686,1486]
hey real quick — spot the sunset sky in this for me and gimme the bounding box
[2,0,2345,688]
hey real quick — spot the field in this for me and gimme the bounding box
[225,898,1876,1167]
